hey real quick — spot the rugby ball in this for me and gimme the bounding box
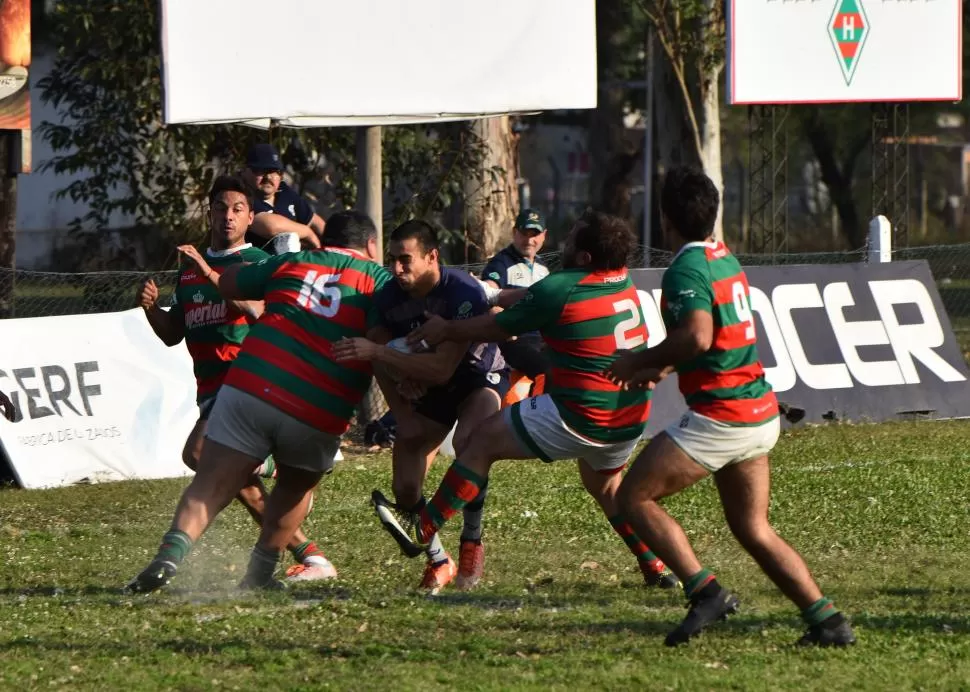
[379,338,413,383]
[386,337,413,354]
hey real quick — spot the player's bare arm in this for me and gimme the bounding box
[216,263,261,304]
[250,213,321,248]
[137,279,184,347]
[364,326,428,404]
[407,312,513,349]
[496,287,528,309]
[605,310,713,385]
[309,213,326,237]
[332,337,468,386]
[476,278,527,312]
[176,245,264,320]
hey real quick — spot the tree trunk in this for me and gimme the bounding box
[800,112,867,248]
[650,2,725,240]
[655,54,699,171]
[699,66,724,241]
[0,133,16,318]
[463,116,519,262]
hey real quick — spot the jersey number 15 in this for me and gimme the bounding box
[296,270,342,318]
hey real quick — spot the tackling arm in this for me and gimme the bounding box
[373,340,470,387]
[309,213,326,237]
[408,312,514,350]
[250,213,321,248]
[332,334,471,387]
[195,264,264,320]
[605,310,712,387]
[632,310,713,371]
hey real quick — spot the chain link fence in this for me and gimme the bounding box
[893,244,970,362]
[2,243,968,441]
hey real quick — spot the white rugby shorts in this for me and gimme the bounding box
[505,394,639,473]
[665,410,780,473]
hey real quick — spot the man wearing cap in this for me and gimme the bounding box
[480,209,552,391]
[241,143,326,253]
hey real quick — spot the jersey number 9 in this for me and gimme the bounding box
[731,281,756,341]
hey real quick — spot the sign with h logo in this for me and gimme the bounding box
[829,0,869,86]
[726,0,960,104]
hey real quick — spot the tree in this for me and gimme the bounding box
[638,0,725,239]
[37,0,492,270]
[586,1,725,240]
[796,106,870,248]
[460,117,519,262]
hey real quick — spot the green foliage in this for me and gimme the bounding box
[36,0,489,270]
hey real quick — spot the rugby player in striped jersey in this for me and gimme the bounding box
[135,175,334,583]
[371,211,676,589]
[127,210,390,593]
[607,166,854,648]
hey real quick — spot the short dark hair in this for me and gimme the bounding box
[660,166,719,242]
[573,210,636,270]
[209,175,254,210]
[322,210,377,252]
[389,219,439,254]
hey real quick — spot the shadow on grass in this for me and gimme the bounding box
[0,585,124,598]
[0,612,967,661]
[0,636,437,661]
[0,582,361,601]
[514,611,970,638]
[361,577,681,611]
[875,586,970,598]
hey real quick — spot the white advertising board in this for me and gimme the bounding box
[0,309,198,488]
[159,0,597,127]
[727,0,962,104]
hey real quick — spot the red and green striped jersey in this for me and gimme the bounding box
[661,241,777,425]
[223,247,392,435]
[494,268,651,443]
[170,245,269,404]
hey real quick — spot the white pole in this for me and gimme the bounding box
[868,215,892,263]
[642,29,655,267]
[356,126,383,252]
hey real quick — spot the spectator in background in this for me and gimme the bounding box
[480,209,552,397]
[241,143,325,253]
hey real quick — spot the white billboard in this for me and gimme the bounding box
[727,0,962,105]
[0,309,198,488]
[159,0,597,127]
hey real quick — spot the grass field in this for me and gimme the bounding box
[1,422,970,690]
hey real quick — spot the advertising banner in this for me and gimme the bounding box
[0,309,198,489]
[631,260,970,435]
[727,0,962,104]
